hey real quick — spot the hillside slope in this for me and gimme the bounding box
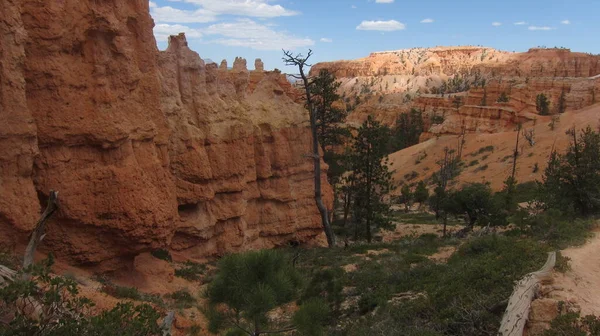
[388,102,600,190]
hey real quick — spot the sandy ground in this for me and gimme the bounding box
[552,229,600,316]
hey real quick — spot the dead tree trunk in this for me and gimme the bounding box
[498,252,556,336]
[22,190,59,280]
[283,50,335,247]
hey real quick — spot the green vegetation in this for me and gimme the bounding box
[0,256,164,336]
[536,93,551,115]
[286,234,553,336]
[206,250,329,336]
[175,261,207,281]
[540,127,600,216]
[389,108,424,152]
[470,145,495,157]
[497,91,510,103]
[150,248,172,262]
[166,289,196,309]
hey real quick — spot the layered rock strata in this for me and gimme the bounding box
[0,0,329,270]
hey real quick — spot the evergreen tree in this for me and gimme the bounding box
[207,250,329,336]
[389,108,424,152]
[283,50,335,247]
[414,181,430,209]
[446,183,505,229]
[497,92,510,103]
[398,184,413,212]
[349,116,395,242]
[540,126,600,216]
[452,96,463,109]
[536,93,551,115]
[480,89,488,106]
[310,69,348,151]
[309,69,351,224]
[557,87,567,114]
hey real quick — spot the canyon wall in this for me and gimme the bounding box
[312,46,600,137]
[0,0,329,270]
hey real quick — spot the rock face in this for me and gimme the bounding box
[312,46,600,138]
[0,0,329,270]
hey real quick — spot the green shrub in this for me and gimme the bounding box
[150,249,172,262]
[468,159,479,167]
[175,261,206,281]
[166,289,196,309]
[0,257,163,336]
[302,267,344,310]
[543,312,600,336]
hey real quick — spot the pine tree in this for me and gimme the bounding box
[557,87,567,114]
[414,181,430,209]
[399,184,413,212]
[480,89,488,106]
[283,50,335,247]
[309,69,351,224]
[349,116,395,242]
[540,126,600,216]
[207,250,329,336]
[536,93,551,115]
[389,108,424,152]
[310,69,348,151]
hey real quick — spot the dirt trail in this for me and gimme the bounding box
[552,229,600,316]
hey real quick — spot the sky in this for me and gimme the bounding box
[150,0,600,71]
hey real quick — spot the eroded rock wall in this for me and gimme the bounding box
[0,0,329,270]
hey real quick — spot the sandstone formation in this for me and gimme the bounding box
[0,0,330,270]
[255,58,264,72]
[312,46,600,138]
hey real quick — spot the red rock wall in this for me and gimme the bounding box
[0,0,329,270]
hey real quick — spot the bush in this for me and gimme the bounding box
[0,257,164,336]
[536,93,551,115]
[150,249,172,262]
[166,289,196,309]
[175,261,206,281]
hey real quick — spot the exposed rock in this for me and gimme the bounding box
[219,59,227,70]
[0,0,330,270]
[255,58,264,71]
[0,0,40,249]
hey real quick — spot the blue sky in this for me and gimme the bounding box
[150,0,600,71]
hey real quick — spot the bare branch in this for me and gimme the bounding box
[23,190,59,280]
[161,311,175,336]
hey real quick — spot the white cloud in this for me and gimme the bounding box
[514,21,527,25]
[492,22,502,26]
[153,24,202,42]
[528,26,553,31]
[375,0,394,3]
[420,18,434,23]
[356,20,405,31]
[176,0,299,18]
[150,5,217,23]
[149,1,157,8]
[320,37,333,43]
[203,19,314,50]
[351,5,357,8]
[561,20,570,25]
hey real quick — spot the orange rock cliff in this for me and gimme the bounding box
[0,0,331,270]
[311,46,600,137]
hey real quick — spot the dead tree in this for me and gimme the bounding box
[504,124,521,210]
[283,50,336,247]
[523,128,535,147]
[21,190,59,280]
[499,252,556,336]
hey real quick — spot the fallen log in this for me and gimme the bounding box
[498,251,556,336]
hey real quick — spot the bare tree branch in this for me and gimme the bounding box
[23,190,59,280]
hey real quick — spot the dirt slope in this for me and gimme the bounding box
[552,228,600,316]
[388,102,600,191]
